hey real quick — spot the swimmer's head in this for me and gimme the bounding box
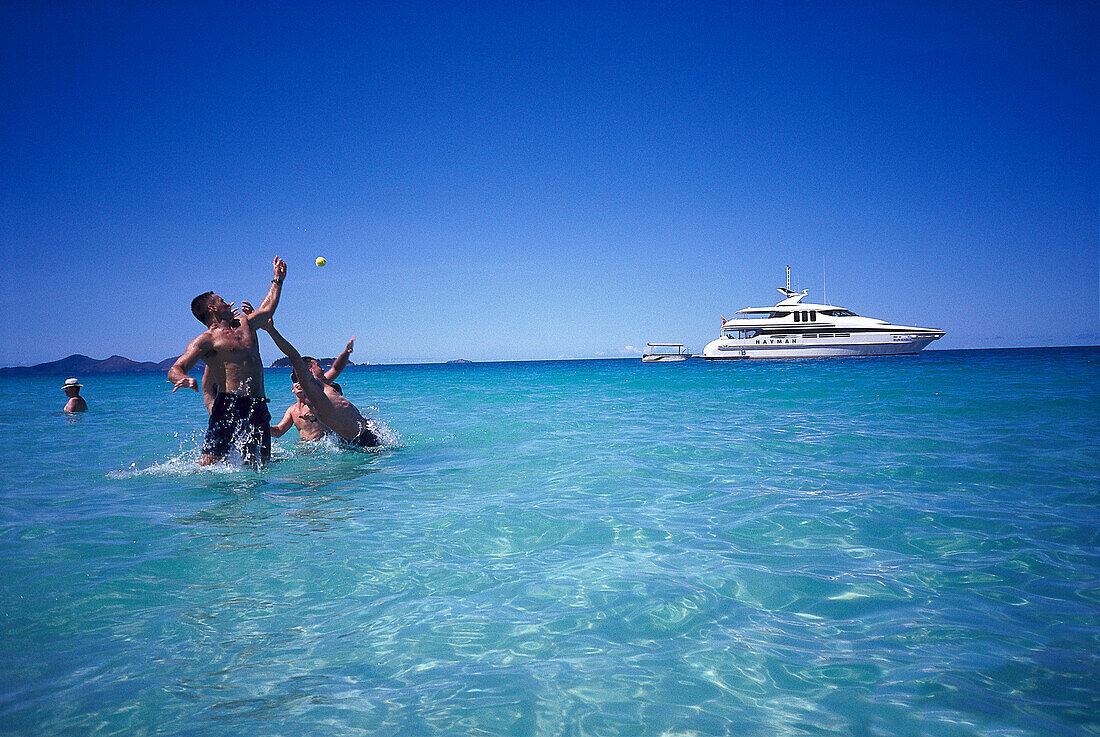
[302,356,324,379]
[191,292,216,324]
[191,292,232,326]
[291,357,325,386]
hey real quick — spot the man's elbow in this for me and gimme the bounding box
[248,309,274,328]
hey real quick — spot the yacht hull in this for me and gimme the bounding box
[703,333,941,359]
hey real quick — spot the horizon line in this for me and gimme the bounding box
[3,344,1099,372]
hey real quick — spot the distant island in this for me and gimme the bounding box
[446,359,473,364]
[0,354,184,377]
[0,353,364,377]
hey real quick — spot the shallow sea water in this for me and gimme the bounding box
[1,348,1098,736]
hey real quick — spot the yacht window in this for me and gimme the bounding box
[823,309,858,317]
[768,311,790,319]
[810,311,817,321]
[794,311,801,322]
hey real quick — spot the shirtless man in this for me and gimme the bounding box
[270,338,356,441]
[270,373,330,440]
[261,320,382,448]
[168,257,287,466]
[200,302,256,414]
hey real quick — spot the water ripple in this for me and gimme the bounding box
[1,351,1098,735]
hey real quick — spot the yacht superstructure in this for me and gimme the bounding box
[702,270,944,360]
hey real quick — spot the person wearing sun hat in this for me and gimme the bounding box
[63,378,88,413]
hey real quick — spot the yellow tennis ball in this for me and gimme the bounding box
[316,257,326,267]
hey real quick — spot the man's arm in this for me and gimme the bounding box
[246,257,287,329]
[262,321,306,379]
[263,323,331,409]
[168,334,212,392]
[270,405,295,438]
[325,336,355,381]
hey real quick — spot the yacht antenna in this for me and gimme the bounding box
[822,256,827,304]
[785,265,791,292]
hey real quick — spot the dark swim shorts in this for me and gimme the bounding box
[203,393,272,466]
[343,423,382,449]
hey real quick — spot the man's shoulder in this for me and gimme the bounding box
[190,326,219,346]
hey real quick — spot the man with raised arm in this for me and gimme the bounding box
[261,320,382,449]
[269,337,357,441]
[168,257,287,466]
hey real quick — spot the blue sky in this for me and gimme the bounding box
[1,1,1097,366]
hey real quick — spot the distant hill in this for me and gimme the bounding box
[1,351,371,376]
[0,352,365,376]
[0,354,202,377]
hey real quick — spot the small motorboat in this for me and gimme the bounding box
[642,343,690,362]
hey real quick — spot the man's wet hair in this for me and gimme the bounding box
[191,292,216,325]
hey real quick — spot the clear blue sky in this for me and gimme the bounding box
[1,1,1097,366]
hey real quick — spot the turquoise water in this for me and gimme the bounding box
[1,348,1098,736]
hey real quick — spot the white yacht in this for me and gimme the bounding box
[703,270,944,360]
[642,343,690,362]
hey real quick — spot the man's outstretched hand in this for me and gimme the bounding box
[172,376,198,393]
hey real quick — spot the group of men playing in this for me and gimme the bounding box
[167,257,381,467]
